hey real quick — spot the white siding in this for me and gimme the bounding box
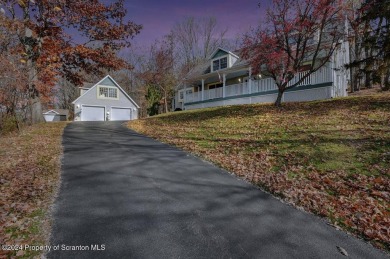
[73,77,139,121]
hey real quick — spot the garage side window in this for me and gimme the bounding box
[98,86,118,100]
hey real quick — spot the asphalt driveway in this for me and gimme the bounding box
[49,121,387,258]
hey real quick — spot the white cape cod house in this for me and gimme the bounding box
[72,75,139,121]
[173,44,349,110]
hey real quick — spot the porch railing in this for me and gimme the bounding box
[226,83,249,97]
[205,87,223,100]
[185,66,332,103]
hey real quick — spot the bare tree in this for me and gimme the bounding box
[343,0,370,92]
[55,78,78,117]
[139,36,176,115]
[171,16,229,71]
[133,16,231,115]
[347,0,390,91]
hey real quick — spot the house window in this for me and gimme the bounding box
[178,88,193,102]
[212,57,228,71]
[213,60,219,71]
[208,83,223,89]
[179,90,184,101]
[98,86,118,99]
[220,57,227,69]
[178,88,194,102]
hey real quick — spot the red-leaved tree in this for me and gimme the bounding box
[241,0,344,106]
[0,0,142,123]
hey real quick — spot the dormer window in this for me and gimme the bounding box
[212,57,228,71]
[208,48,239,73]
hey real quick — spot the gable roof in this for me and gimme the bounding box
[72,75,140,108]
[43,109,69,116]
[209,47,239,60]
[43,110,59,115]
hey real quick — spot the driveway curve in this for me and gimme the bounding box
[49,121,387,259]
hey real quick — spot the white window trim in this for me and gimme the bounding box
[211,55,229,72]
[178,88,194,102]
[97,85,119,100]
[178,89,184,102]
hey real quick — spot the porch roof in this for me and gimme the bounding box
[183,58,250,86]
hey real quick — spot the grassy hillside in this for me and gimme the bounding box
[129,93,390,250]
[0,122,67,258]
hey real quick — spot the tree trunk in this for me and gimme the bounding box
[164,98,168,113]
[163,90,168,113]
[364,45,371,89]
[13,117,20,132]
[26,50,45,124]
[274,90,284,107]
[27,62,44,124]
[382,69,390,91]
[353,35,360,92]
[350,67,356,93]
[30,94,45,124]
[365,72,371,89]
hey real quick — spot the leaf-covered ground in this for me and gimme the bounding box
[129,93,390,250]
[0,122,67,258]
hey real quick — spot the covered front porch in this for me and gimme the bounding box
[183,65,335,105]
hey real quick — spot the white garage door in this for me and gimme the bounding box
[111,107,132,121]
[81,106,105,121]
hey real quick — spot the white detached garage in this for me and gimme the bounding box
[72,75,139,121]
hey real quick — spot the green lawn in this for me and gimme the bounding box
[0,122,67,258]
[129,93,390,250]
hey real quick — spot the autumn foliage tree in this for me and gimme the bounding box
[140,37,176,115]
[0,14,28,131]
[241,0,344,106]
[0,0,141,123]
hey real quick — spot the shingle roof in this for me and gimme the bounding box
[185,56,249,80]
[185,60,211,81]
[175,47,250,90]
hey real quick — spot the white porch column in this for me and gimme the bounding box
[248,67,252,94]
[222,74,226,98]
[201,79,205,101]
[184,85,187,105]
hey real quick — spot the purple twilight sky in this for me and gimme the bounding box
[118,0,271,48]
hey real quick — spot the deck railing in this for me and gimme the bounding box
[185,66,332,103]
